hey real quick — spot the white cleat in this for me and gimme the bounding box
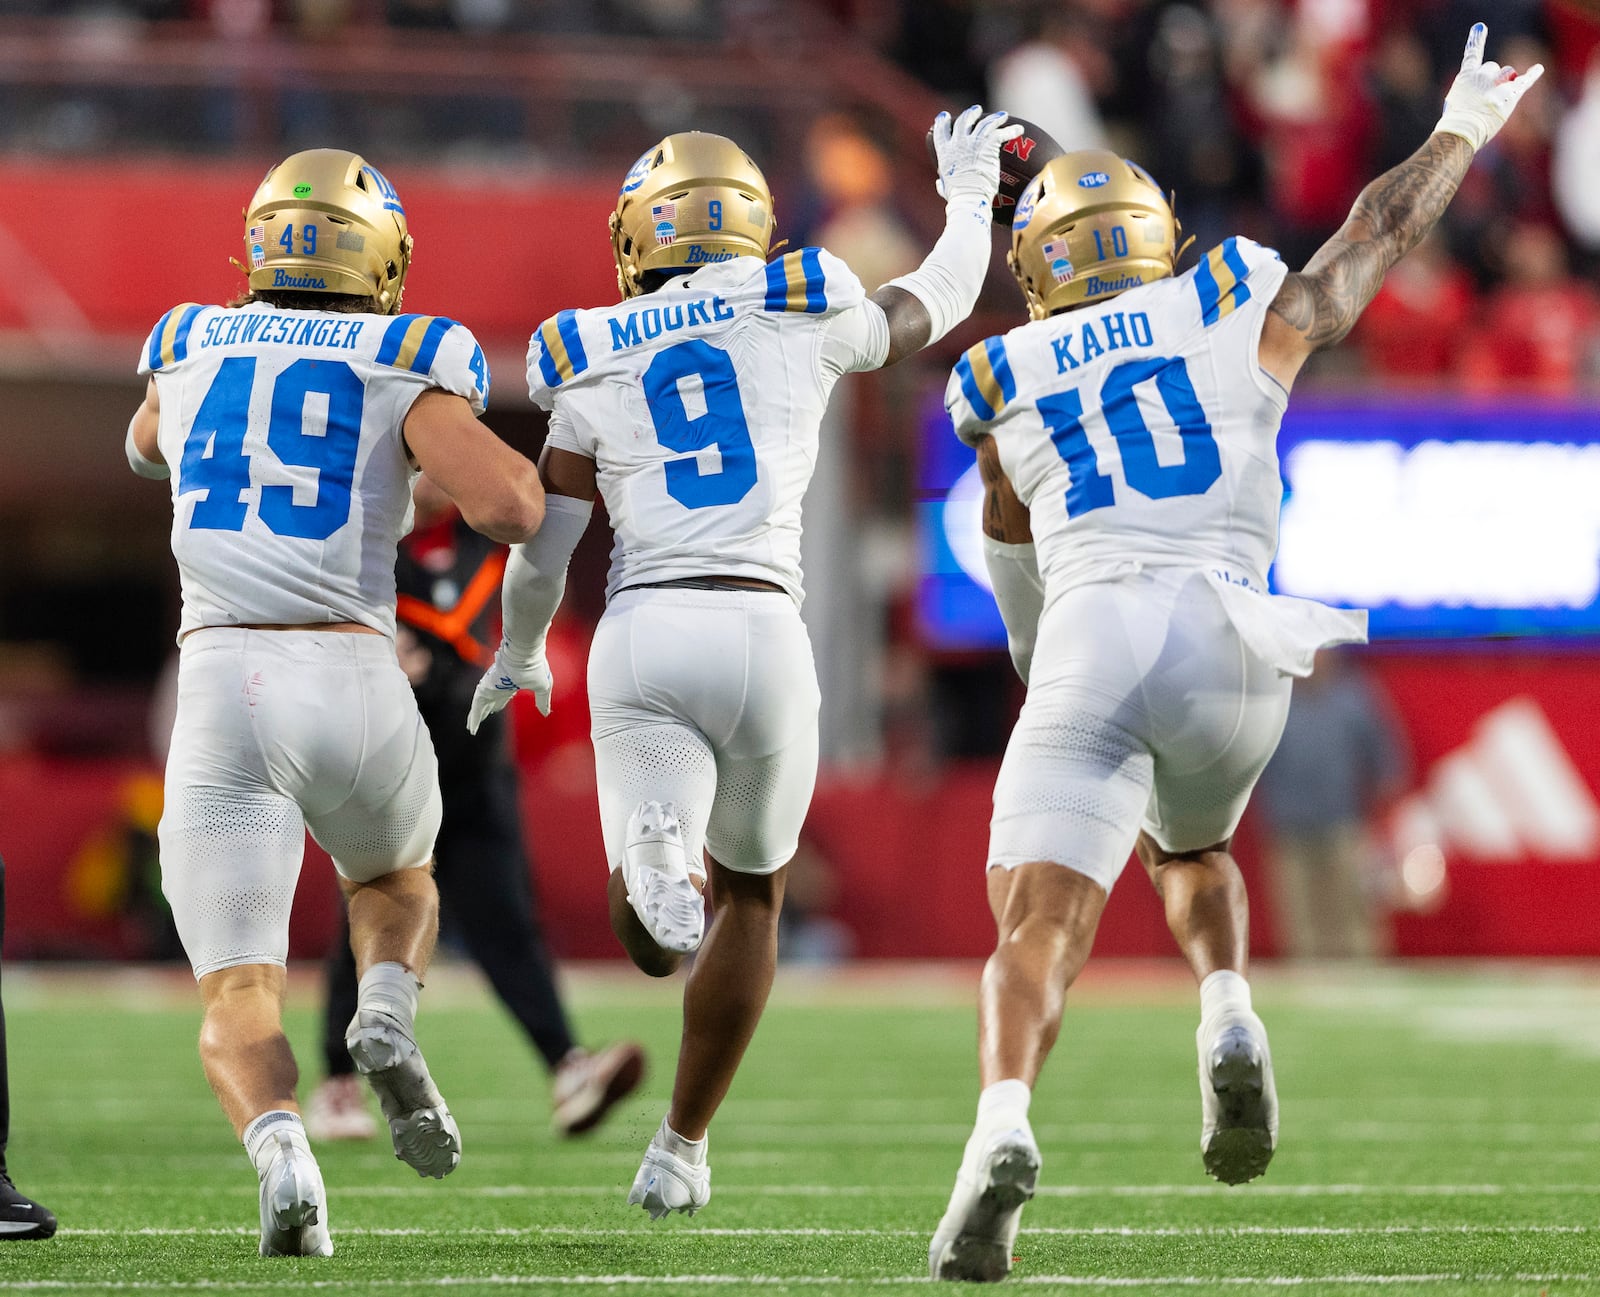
[257,1130,333,1258]
[627,1119,711,1220]
[622,802,705,954]
[346,1007,461,1179]
[1198,1010,1279,1185]
[929,1126,1041,1283]
[304,1074,378,1143]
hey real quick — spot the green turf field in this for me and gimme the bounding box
[1,962,1596,1295]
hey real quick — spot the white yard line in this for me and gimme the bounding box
[1,1272,1595,1290]
[45,1181,1600,1198]
[55,1224,1592,1238]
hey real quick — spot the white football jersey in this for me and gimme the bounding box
[139,302,489,639]
[528,249,880,604]
[948,237,1291,594]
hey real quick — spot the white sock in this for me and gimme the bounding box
[1199,969,1252,1024]
[243,1110,308,1178]
[357,961,420,1026]
[974,1079,1032,1140]
[660,1118,708,1166]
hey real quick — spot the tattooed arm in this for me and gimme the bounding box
[977,434,1032,544]
[1258,134,1474,389]
[1259,23,1543,391]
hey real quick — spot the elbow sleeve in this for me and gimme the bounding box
[982,536,1045,684]
[881,194,992,347]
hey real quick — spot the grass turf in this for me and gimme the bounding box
[1,962,1596,1295]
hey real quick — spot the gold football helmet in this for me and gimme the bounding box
[242,148,413,315]
[1009,149,1185,319]
[610,132,777,299]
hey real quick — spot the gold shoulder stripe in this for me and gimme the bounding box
[158,302,203,369]
[391,315,437,372]
[964,342,1008,418]
[539,317,577,383]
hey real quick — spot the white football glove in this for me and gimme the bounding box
[1434,22,1545,152]
[467,642,552,734]
[932,105,1025,208]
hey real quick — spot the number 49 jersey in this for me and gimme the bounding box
[528,249,877,605]
[948,237,1292,595]
[139,303,489,639]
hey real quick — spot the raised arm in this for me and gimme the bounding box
[1260,23,1543,391]
[870,107,1022,366]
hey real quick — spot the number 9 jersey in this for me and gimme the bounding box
[527,248,881,605]
[138,303,490,639]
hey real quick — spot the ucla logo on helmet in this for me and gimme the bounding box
[361,165,405,215]
[1014,178,1041,231]
[621,150,655,195]
[1079,171,1111,189]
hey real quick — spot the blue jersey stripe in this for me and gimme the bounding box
[146,306,177,371]
[1194,256,1221,326]
[763,258,789,312]
[535,333,563,389]
[170,304,203,365]
[409,315,455,375]
[955,354,996,421]
[555,309,589,377]
[985,336,1016,405]
[1221,237,1252,310]
[801,247,826,313]
[375,314,419,366]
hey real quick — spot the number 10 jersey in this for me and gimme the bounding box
[528,249,881,606]
[948,236,1292,596]
[138,303,490,639]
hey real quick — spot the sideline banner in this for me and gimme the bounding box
[5,654,1598,962]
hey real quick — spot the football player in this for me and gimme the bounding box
[928,25,1541,1282]
[467,107,1019,1218]
[126,149,543,1256]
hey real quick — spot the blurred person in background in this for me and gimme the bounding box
[927,24,1541,1282]
[1554,48,1600,254]
[987,7,1110,155]
[1243,5,1374,266]
[125,148,543,1255]
[0,856,56,1240]
[1144,3,1259,257]
[1459,221,1600,391]
[308,475,644,1144]
[468,109,1018,1219]
[799,114,921,293]
[1254,650,1409,960]
[1350,229,1477,380]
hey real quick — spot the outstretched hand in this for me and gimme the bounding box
[1435,22,1545,152]
[467,642,553,734]
[932,105,1025,208]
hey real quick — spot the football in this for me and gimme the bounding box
[925,114,1065,227]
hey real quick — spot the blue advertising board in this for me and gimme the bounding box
[917,394,1600,648]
